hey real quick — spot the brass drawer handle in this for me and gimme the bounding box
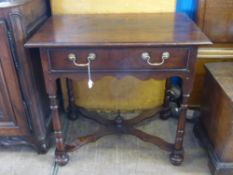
[67,53,96,89]
[68,53,96,67]
[141,52,170,66]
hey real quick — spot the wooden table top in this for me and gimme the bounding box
[206,62,233,102]
[25,13,211,48]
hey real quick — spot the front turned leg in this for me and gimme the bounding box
[49,95,69,166]
[170,78,191,166]
[169,104,186,165]
[66,79,78,120]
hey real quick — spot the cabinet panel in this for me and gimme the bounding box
[197,0,233,43]
[0,20,28,136]
[0,61,16,124]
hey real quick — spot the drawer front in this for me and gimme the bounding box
[48,47,189,71]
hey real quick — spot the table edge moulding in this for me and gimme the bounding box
[25,13,211,166]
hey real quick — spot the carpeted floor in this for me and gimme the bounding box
[0,112,211,175]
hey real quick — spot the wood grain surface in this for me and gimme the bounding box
[205,62,233,102]
[25,13,211,48]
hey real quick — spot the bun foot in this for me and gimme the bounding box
[37,141,49,154]
[159,109,171,120]
[169,150,184,166]
[55,151,69,166]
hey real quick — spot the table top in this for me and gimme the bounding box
[206,62,233,102]
[25,13,212,48]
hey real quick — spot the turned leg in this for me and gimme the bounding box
[66,78,78,120]
[169,106,186,165]
[40,49,69,166]
[160,78,172,120]
[170,77,191,166]
[49,94,69,166]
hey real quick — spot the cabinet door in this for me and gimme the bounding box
[0,20,29,136]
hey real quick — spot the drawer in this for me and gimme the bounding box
[48,47,190,72]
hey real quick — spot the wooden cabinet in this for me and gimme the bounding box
[194,1,233,174]
[197,62,233,175]
[0,0,50,152]
[0,21,28,136]
[197,0,233,43]
[189,0,233,106]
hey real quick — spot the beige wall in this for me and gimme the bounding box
[51,0,176,14]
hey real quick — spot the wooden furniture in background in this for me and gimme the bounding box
[194,1,233,174]
[196,0,233,43]
[25,13,211,166]
[0,0,51,152]
[189,0,233,106]
[197,62,233,175]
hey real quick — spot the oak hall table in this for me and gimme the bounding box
[25,13,211,166]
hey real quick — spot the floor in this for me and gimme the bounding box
[0,112,211,175]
